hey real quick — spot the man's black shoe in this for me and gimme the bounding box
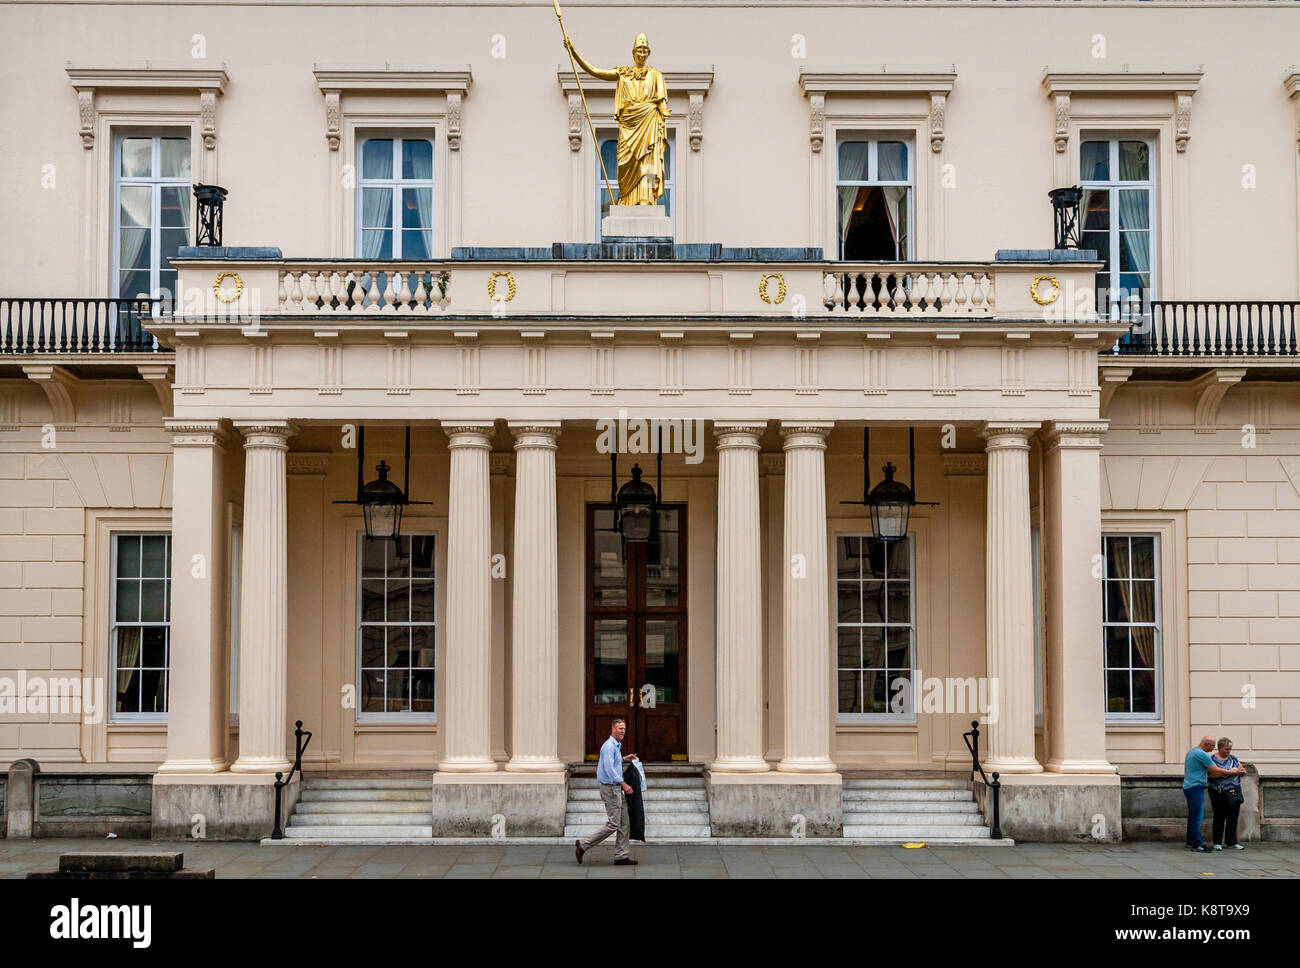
[575,840,585,864]
[614,858,638,865]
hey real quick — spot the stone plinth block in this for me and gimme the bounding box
[430,773,566,836]
[706,772,843,837]
[973,774,1120,843]
[151,774,299,841]
[601,204,673,240]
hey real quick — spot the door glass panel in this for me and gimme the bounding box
[644,526,679,607]
[593,529,627,606]
[593,619,628,704]
[642,620,678,704]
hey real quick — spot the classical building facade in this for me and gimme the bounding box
[1,1,1298,842]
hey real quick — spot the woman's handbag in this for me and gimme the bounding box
[1223,785,1244,806]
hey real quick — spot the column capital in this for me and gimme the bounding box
[443,421,495,447]
[164,418,229,449]
[1041,420,1108,453]
[507,421,561,448]
[942,453,987,476]
[232,419,296,450]
[713,421,766,448]
[779,420,834,447]
[980,421,1040,451]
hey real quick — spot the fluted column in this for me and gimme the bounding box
[1043,421,1116,774]
[505,422,564,773]
[980,422,1042,774]
[230,420,295,773]
[439,423,497,772]
[778,423,836,773]
[158,420,230,773]
[711,422,769,773]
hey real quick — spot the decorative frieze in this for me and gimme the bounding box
[590,332,614,395]
[932,346,956,396]
[660,332,684,396]
[386,334,411,395]
[455,331,480,395]
[522,331,546,395]
[1001,347,1025,396]
[177,343,206,395]
[1138,390,1161,434]
[728,333,752,396]
[249,343,273,394]
[863,344,887,396]
[1068,346,1095,397]
[795,333,819,395]
[317,339,342,395]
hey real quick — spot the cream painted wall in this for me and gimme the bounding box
[2,3,1299,295]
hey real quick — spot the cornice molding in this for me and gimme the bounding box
[1041,66,1204,95]
[556,68,714,96]
[67,63,228,150]
[312,65,473,93]
[799,67,957,95]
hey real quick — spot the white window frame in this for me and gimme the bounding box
[355,134,436,260]
[1079,135,1158,315]
[109,531,171,724]
[834,533,917,724]
[111,132,191,306]
[834,134,915,262]
[595,127,675,241]
[354,532,438,724]
[1102,532,1163,724]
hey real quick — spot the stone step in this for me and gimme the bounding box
[842,812,985,826]
[565,824,712,839]
[299,788,432,802]
[842,789,972,802]
[569,777,705,790]
[567,788,706,801]
[842,824,993,839]
[844,799,979,814]
[303,778,430,790]
[843,778,967,790]
[565,810,709,825]
[565,803,708,817]
[290,799,433,814]
[291,812,435,825]
[284,824,434,839]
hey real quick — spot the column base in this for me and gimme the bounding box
[1044,757,1117,775]
[708,757,772,774]
[982,756,1043,775]
[430,770,566,836]
[707,771,842,837]
[157,757,230,774]
[776,757,838,774]
[504,757,566,774]
[436,758,501,774]
[230,756,294,774]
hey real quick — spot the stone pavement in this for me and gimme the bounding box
[1,839,1298,878]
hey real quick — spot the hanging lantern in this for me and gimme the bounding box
[868,462,913,543]
[617,464,657,543]
[360,460,404,542]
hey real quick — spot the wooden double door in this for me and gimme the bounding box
[585,504,687,763]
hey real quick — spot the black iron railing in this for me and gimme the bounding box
[0,298,166,354]
[1108,300,1299,357]
[271,720,312,840]
[961,720,1002,840]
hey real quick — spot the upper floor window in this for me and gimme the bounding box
[597,132,674,239]
[1080,138,1155,318]
[836,534,914,719]
[111,533,171,721]
[1103,534,1160,721]
[114,135,190,306]
[357,533,436,720]
[837,138,912,261]
[357,136,434,259]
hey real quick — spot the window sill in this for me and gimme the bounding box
[353,719,438,730]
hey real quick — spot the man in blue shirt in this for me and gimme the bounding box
[576,717,637,866]
[1184,735,1245,852]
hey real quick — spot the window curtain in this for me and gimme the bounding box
[876,148,909,259]
[361,188,392,259]
[1116,188,1150,295]
[115,627,141,698]
[407,143,434,244]
[837,144,870,252]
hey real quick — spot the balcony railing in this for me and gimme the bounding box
[823,265,995,315]
[1108,301,1300,357]
[0,298,165,354]
[280,265,451,314]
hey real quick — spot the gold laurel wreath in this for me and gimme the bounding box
[212,272,243,304]
[487,271,516,303]
[1030,275,1061,306]
[759,272,787,305]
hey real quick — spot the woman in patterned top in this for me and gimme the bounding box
[1209,737,1246,851]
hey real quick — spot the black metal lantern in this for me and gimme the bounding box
[335,425,432,548]
[869,462,913,542]
[193,184,228,247]
[842,427,939,543]
[1049,185,1082,250]
[617,465,657,543]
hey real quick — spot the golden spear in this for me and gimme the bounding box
[553,0,617,204]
